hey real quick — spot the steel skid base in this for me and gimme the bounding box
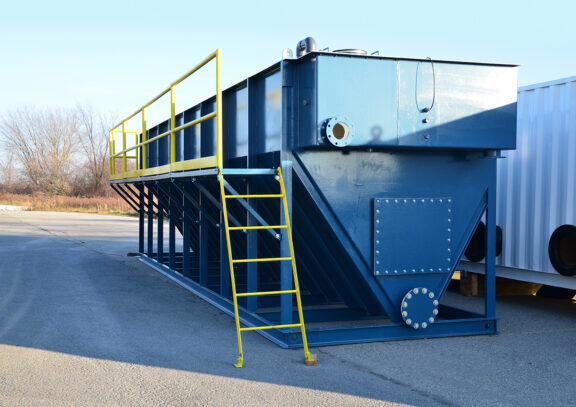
[111,163,499,348]
[142,254,497,348]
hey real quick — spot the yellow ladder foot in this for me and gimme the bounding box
[305,354,318,366]
[234,356,243,368]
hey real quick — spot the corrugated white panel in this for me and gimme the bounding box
[497,76,576,275]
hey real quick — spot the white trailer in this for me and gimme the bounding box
[461,76,576,292]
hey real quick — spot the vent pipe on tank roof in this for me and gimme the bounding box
[296,37,317,57]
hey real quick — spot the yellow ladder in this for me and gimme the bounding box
[218,166,316,368]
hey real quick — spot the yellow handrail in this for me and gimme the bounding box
[109,49,221,181]
[110,112,217,156]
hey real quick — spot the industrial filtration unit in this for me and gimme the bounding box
[109,38,517,366]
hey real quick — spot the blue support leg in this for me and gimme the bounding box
[139,188,144,254]
[220,210,231,298]
[485,182,497,319]
[147,186,154,257]
[280,162,293,327]
[169,184,176,271]
[183,190,191,278]
[247,181,258,312]
[199,189,208,286]
[157,189,164,264]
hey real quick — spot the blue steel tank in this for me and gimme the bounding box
[119,38,517,347]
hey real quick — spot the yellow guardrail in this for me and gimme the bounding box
[109,49,223,181]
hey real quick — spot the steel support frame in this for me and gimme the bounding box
[111,162,498,348]
[139,248,497,348]
[111,110,501,348]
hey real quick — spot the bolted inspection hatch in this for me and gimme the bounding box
[374,197,453,276]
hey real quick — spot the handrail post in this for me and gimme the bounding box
[142,108,147,170]
[216,49,223,168]
[134,132,139,170]
[109,130,113,176]
[170,86,176,165]
[122,121,127,174]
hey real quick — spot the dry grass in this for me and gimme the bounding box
[0,193,136,216]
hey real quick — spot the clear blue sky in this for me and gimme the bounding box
[1,0,574,122]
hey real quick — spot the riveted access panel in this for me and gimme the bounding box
[374,197,452,276]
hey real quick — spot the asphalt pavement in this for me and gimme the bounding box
[1,211,575,406]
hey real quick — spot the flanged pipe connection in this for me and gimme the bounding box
[325,117,354,147]
[400,287,439,330]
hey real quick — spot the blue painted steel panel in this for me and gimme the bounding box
[201,101,216,157]
[285,54,516,151]
[223,86,248,159]
[316,56,398,145]
[263,71,282,153]
[158,121,169,166]
[183,107,201,160]
[397,61,517,149]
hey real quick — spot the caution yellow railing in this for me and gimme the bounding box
[109,49,223,181]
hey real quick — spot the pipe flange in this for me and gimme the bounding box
[400,287,439,330]
[325,117,354,147]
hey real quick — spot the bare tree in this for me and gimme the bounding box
[76,105,112,195]
[0,151,17,192]
[1,107,78,195]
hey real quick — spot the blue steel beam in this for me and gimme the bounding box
[155,182,199,226]
[222,179,279,240]
[199,188,209,286]
[109,184,140,213]
[118,184,146,213]
[192,181,243,229]
[246,181,258,312]
[485,175,497,318]
[139,189,144,253]
[169,184,176,271]
[131,184,163,216]
[170,181,219,227]
[147,189,154,257]
[157,187,164,265]
[279,162,293,328]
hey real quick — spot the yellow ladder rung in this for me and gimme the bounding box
[225,194,283,199]
[236,290,297,297]
[219,166,315,368]
[228,225,287,231]
[232,257,292,264]
[240,323,302,332]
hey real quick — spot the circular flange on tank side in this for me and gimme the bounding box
[400,287,439,330]
[325,117,355,147]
